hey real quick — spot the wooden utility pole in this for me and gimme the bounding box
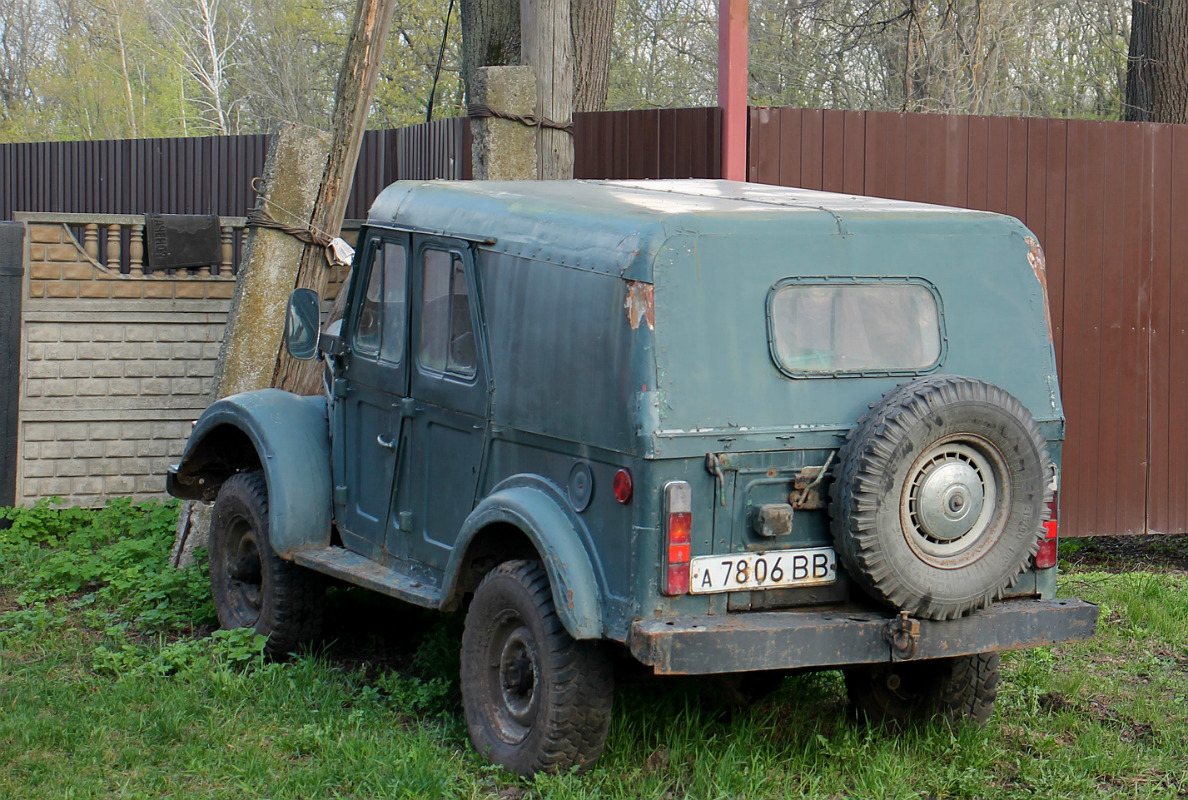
[520,0,574,179]
[173,0,399,566]
[272,0,399,392]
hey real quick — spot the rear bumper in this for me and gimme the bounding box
[628,598,1098,675]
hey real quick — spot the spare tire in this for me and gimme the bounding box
[829,376,1052,620]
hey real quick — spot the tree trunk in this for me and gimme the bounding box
[571,0,615,112]
[1125,0,1188,123]
[461,0,522,100]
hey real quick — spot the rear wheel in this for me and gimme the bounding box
[460,559,614,776]
[845,653,1000,728]
[209,471,326,659]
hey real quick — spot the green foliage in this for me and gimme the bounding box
[93,628,267,678]
[0,497,215,632]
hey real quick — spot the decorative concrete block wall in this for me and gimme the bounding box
[12,213,351,508]
[15,216,235,506]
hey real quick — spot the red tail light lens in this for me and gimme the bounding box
[613,469,633,504]
[1036,490,1058,569]
[662,482,692,596]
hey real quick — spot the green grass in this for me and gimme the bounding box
[2,501,1187,799]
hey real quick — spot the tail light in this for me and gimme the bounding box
[1035,490,1058,569]
[662,482,692,596]
[613,469,633,504]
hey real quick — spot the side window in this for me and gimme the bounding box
[354,248,383,355]
[353,239,408,362]
[418,248,476,378]
[380,241,407,363]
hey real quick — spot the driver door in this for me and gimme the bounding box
[335,232,411,562]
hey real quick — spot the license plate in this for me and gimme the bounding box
[688,547,837,594]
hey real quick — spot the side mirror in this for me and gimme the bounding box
[284,288,321,360]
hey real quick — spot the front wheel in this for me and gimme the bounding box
[844,652,1000,728]
[460,559,614,776]
[208,470,326,659]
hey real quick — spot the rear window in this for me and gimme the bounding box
[767,279,943,377]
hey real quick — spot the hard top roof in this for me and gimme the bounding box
[367,179,1005,278]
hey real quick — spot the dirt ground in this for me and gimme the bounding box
[1060,533,1188,573]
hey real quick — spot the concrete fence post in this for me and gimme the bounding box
[0,222,25,520]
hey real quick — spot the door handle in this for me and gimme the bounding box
[376,434,396,451]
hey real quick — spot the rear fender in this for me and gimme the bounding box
[168,389,333,556]
[445,476,603,640]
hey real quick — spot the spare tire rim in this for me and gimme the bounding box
[901,435,1011,568]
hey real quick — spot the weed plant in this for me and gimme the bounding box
[1,501,1186,798]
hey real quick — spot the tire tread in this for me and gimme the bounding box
[462,559,613,776]
[210,471,326,659]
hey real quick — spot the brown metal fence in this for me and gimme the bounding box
[574,107,722,179]
[0,130,397,222]
[390,107,724,181]
[749,107,1188,537]
[0,107,723,222]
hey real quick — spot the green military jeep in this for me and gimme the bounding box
[168,179,1097,776]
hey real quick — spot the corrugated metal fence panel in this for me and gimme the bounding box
[0,132,359,218]
[575,107,721,179]
[749,107,1187,537]
[1,109,720,221]
[394,118,469,181]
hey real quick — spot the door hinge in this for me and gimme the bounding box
[333,485,347,505]
[333,379,350,399]
[399,510,414,532]
[400,397,417,418]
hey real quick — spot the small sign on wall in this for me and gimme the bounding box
[145,214,221,272]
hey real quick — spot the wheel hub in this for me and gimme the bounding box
[902,437,1009,567]
[502,656,535,695]
[487,623,540,742]
[225,528,263,615]
[915,461,985,541]
[230,554,261,583]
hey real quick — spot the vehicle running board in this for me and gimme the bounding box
[629,598,1099,675]
[291,546,442,608]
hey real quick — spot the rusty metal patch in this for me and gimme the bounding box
[1025,236,1054,340]
[625,280,655,330]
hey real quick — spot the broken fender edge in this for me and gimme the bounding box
[629,598,1098,675]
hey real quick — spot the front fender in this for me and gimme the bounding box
[446,476,603,640]
[169,389,333,556]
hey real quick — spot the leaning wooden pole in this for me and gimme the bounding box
[273,0,399,392]
[172,0,399,566]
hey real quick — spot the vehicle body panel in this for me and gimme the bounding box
[168,389,332,556]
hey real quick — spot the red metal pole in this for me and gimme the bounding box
[718,0,748,182]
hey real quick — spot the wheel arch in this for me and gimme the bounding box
[442,476,604,640]
[167,388,333,556]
